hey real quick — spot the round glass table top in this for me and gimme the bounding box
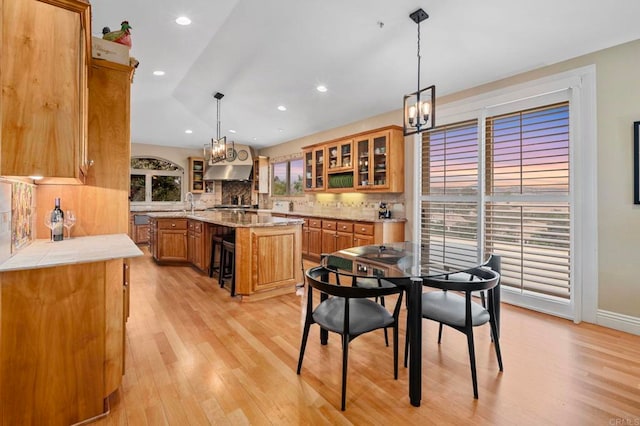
[322,242,483,280]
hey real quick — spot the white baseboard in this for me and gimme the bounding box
[597,310,640,336]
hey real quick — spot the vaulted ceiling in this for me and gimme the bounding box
[92,0,640,149]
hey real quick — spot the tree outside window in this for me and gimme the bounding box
[130,157,184,203]
[272,158,304,196]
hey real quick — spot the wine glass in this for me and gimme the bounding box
[44,213,55,242]
[64,210,76,239]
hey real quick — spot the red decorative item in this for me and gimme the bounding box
[103,21,132,48]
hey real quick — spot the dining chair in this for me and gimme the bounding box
[405,266,502,399]
[296,265,404,411]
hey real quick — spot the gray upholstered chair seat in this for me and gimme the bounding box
[422,291,490,327]
[313,297,394,336]
[354,277,396,289]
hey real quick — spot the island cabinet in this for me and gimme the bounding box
[155,218,188,263]
[1,0,91,183]
[234,224,303,301]
[188,219,206,272]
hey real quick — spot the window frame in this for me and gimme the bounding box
[130,157,185,204]
[271,158,304,196]
[414,65,598,323]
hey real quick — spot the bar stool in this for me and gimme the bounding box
[219,233,236,296]
[208,234,224,278]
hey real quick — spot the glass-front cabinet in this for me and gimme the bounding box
[303,125,404,193]
[356,131,392,190]
[326,139,354,191]
[188,157,205,193]
[303,146,325,191]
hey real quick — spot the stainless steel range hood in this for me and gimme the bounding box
[203,143,254,181]
[203,164,253,181]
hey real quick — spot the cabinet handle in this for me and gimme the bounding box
[172,223,176,227]
[361,228,366,232]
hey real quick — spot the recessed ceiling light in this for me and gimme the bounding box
[278,128,284,132]
[316,85,328,92]
[229,129,237,134]
[153,70,165,76]
[184,129,193,134]
[277,105,287,111]
[253,137,257,141]
[175,16,191,26]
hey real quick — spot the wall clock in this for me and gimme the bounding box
[237,149,249,161]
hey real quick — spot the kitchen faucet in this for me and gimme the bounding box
[185,192,194,214]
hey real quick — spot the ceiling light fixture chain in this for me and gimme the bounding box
[403,8,436,136]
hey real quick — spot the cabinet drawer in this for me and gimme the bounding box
[308,218,322,228]
[158,219,187,230]
[336,221,353,232]
[354,222,374,236]
[322,221,337,230]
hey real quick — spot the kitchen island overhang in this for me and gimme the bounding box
[148,211,304,301]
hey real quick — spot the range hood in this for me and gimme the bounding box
[203,143,254,181]
[203,164,253,181]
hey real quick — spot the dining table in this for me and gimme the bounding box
[321,242,491,407]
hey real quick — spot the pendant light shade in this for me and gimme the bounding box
[205,92,233,165]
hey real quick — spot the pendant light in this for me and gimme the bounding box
[205,92,233,164]
[403,8,436,136]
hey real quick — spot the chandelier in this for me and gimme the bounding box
[205,92,234,164]
[403,8,436,136]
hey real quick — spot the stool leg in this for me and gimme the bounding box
[229,249,236,297]
[218,244,226,287]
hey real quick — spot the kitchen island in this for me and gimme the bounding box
[147,211,304,301]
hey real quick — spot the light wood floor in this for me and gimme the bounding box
[96,248,640,425]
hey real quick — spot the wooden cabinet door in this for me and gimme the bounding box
[158,230,188,262]
[135,225,150,244]
[307,227,323,259]
[336,231,354,251]
[301,220,310,255]
[353,234,375,246]
[2,0,90,182]
[321,229,337,254]
[193,230,204,271]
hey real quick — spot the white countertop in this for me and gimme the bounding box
[0,234,143,272]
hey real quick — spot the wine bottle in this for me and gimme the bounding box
[51,198,64,241]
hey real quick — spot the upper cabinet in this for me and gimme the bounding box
[188,157,205,193]
[1,0,91,183]
[303,146,326,191]
[303,126,404,193]
[253,156,269,194]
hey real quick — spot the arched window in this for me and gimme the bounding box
[130,157,184,203]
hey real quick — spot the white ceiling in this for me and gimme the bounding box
[91,0,640,150]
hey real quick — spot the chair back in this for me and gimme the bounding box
[305,266,403,300]
[425,267,500,293]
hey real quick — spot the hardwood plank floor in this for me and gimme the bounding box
[96,248,640,425]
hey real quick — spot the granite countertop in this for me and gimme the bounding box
[0,234,143,272]
[264,210,407,223]
[147,211,304,228]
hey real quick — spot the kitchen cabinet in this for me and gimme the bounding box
[156,218,188,262]
[36,58,134,237]
[303,146,326,191]
[0,258,128,424]
[307,218,323,260]
[303,125,404,194]
[129,213,150,244]
[253,156,269,193]
[188,219,206,271]
[149,217,158,259]
[355,128,404,192]
[326,139,355,191]
[188,157,205,193]
[1,0,91,183]
[353,222,376,246]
